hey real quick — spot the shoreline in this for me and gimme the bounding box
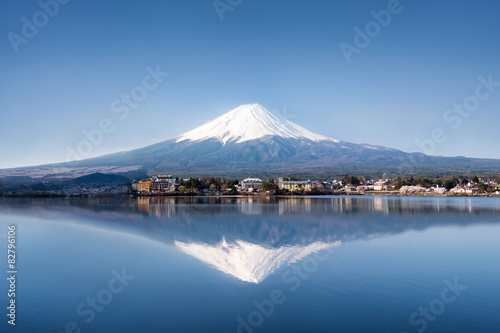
[1,192,499,199]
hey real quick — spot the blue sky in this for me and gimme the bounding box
[1,0,500,168]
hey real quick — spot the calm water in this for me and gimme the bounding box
[0,196,499,333]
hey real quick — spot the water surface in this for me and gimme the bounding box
[0,196,499,332]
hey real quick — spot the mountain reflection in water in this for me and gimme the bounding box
[1,196,499,284]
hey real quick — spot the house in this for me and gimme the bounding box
[241,178,263,191]
[450,186,466,194]
[356,185,374,192]
[465,185,479,194]
[373,180,388,191]
[431,186,447,194]
[451,182,479,195]
[344,185,357,192]
[278,178,312,191]
[465,188,479,194]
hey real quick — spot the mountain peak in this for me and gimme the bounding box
[175,239,341,283]
[176,104,338,145]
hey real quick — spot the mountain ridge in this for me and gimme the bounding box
[1,103,500,179]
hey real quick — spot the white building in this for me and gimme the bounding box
[373,180,388,191]
[241,178,263,191]
[431,186,447,194]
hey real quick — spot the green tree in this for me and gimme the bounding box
[185,177,201,190]
[443,178,458,190]
[341,175,359,186]
[478,183,487,193]
[262,179,277,191]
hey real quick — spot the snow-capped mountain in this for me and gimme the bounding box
[175,238,341,283]
[2,103,500,178]
[176,103,338,145]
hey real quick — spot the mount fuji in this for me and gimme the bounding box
[2,103,500,179]
[175,103,338,145]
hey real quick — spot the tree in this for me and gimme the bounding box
[472,176,479,183]
[185,177,201,190]
[262,179,278,192]
[287,176,301,181]
[341,175,359,186]
[178,185,186,192]
[443,178,458,190]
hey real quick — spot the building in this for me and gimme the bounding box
[241,178,263,191]
[356,185,374,192]
[131,180,138,191]
[278,178,312,191]
[431,186,447,194]
[344,185,357,192]
[465,187,479,194]
[450,182,479,195]
[138,179,153,193]
[373,180,388,191]
[136,175,176,194]
[450,186,466,194]
[150,175,175,193]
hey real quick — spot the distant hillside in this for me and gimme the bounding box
[70,172,130,185]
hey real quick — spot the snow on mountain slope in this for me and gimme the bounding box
[176,103,339,145]
[175,238,341,283]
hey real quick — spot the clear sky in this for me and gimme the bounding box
[1,0,500,168]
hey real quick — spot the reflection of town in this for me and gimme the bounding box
[132,195,491,217]
[2,196,500,282]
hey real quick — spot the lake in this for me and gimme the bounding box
[0,196,499,333]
